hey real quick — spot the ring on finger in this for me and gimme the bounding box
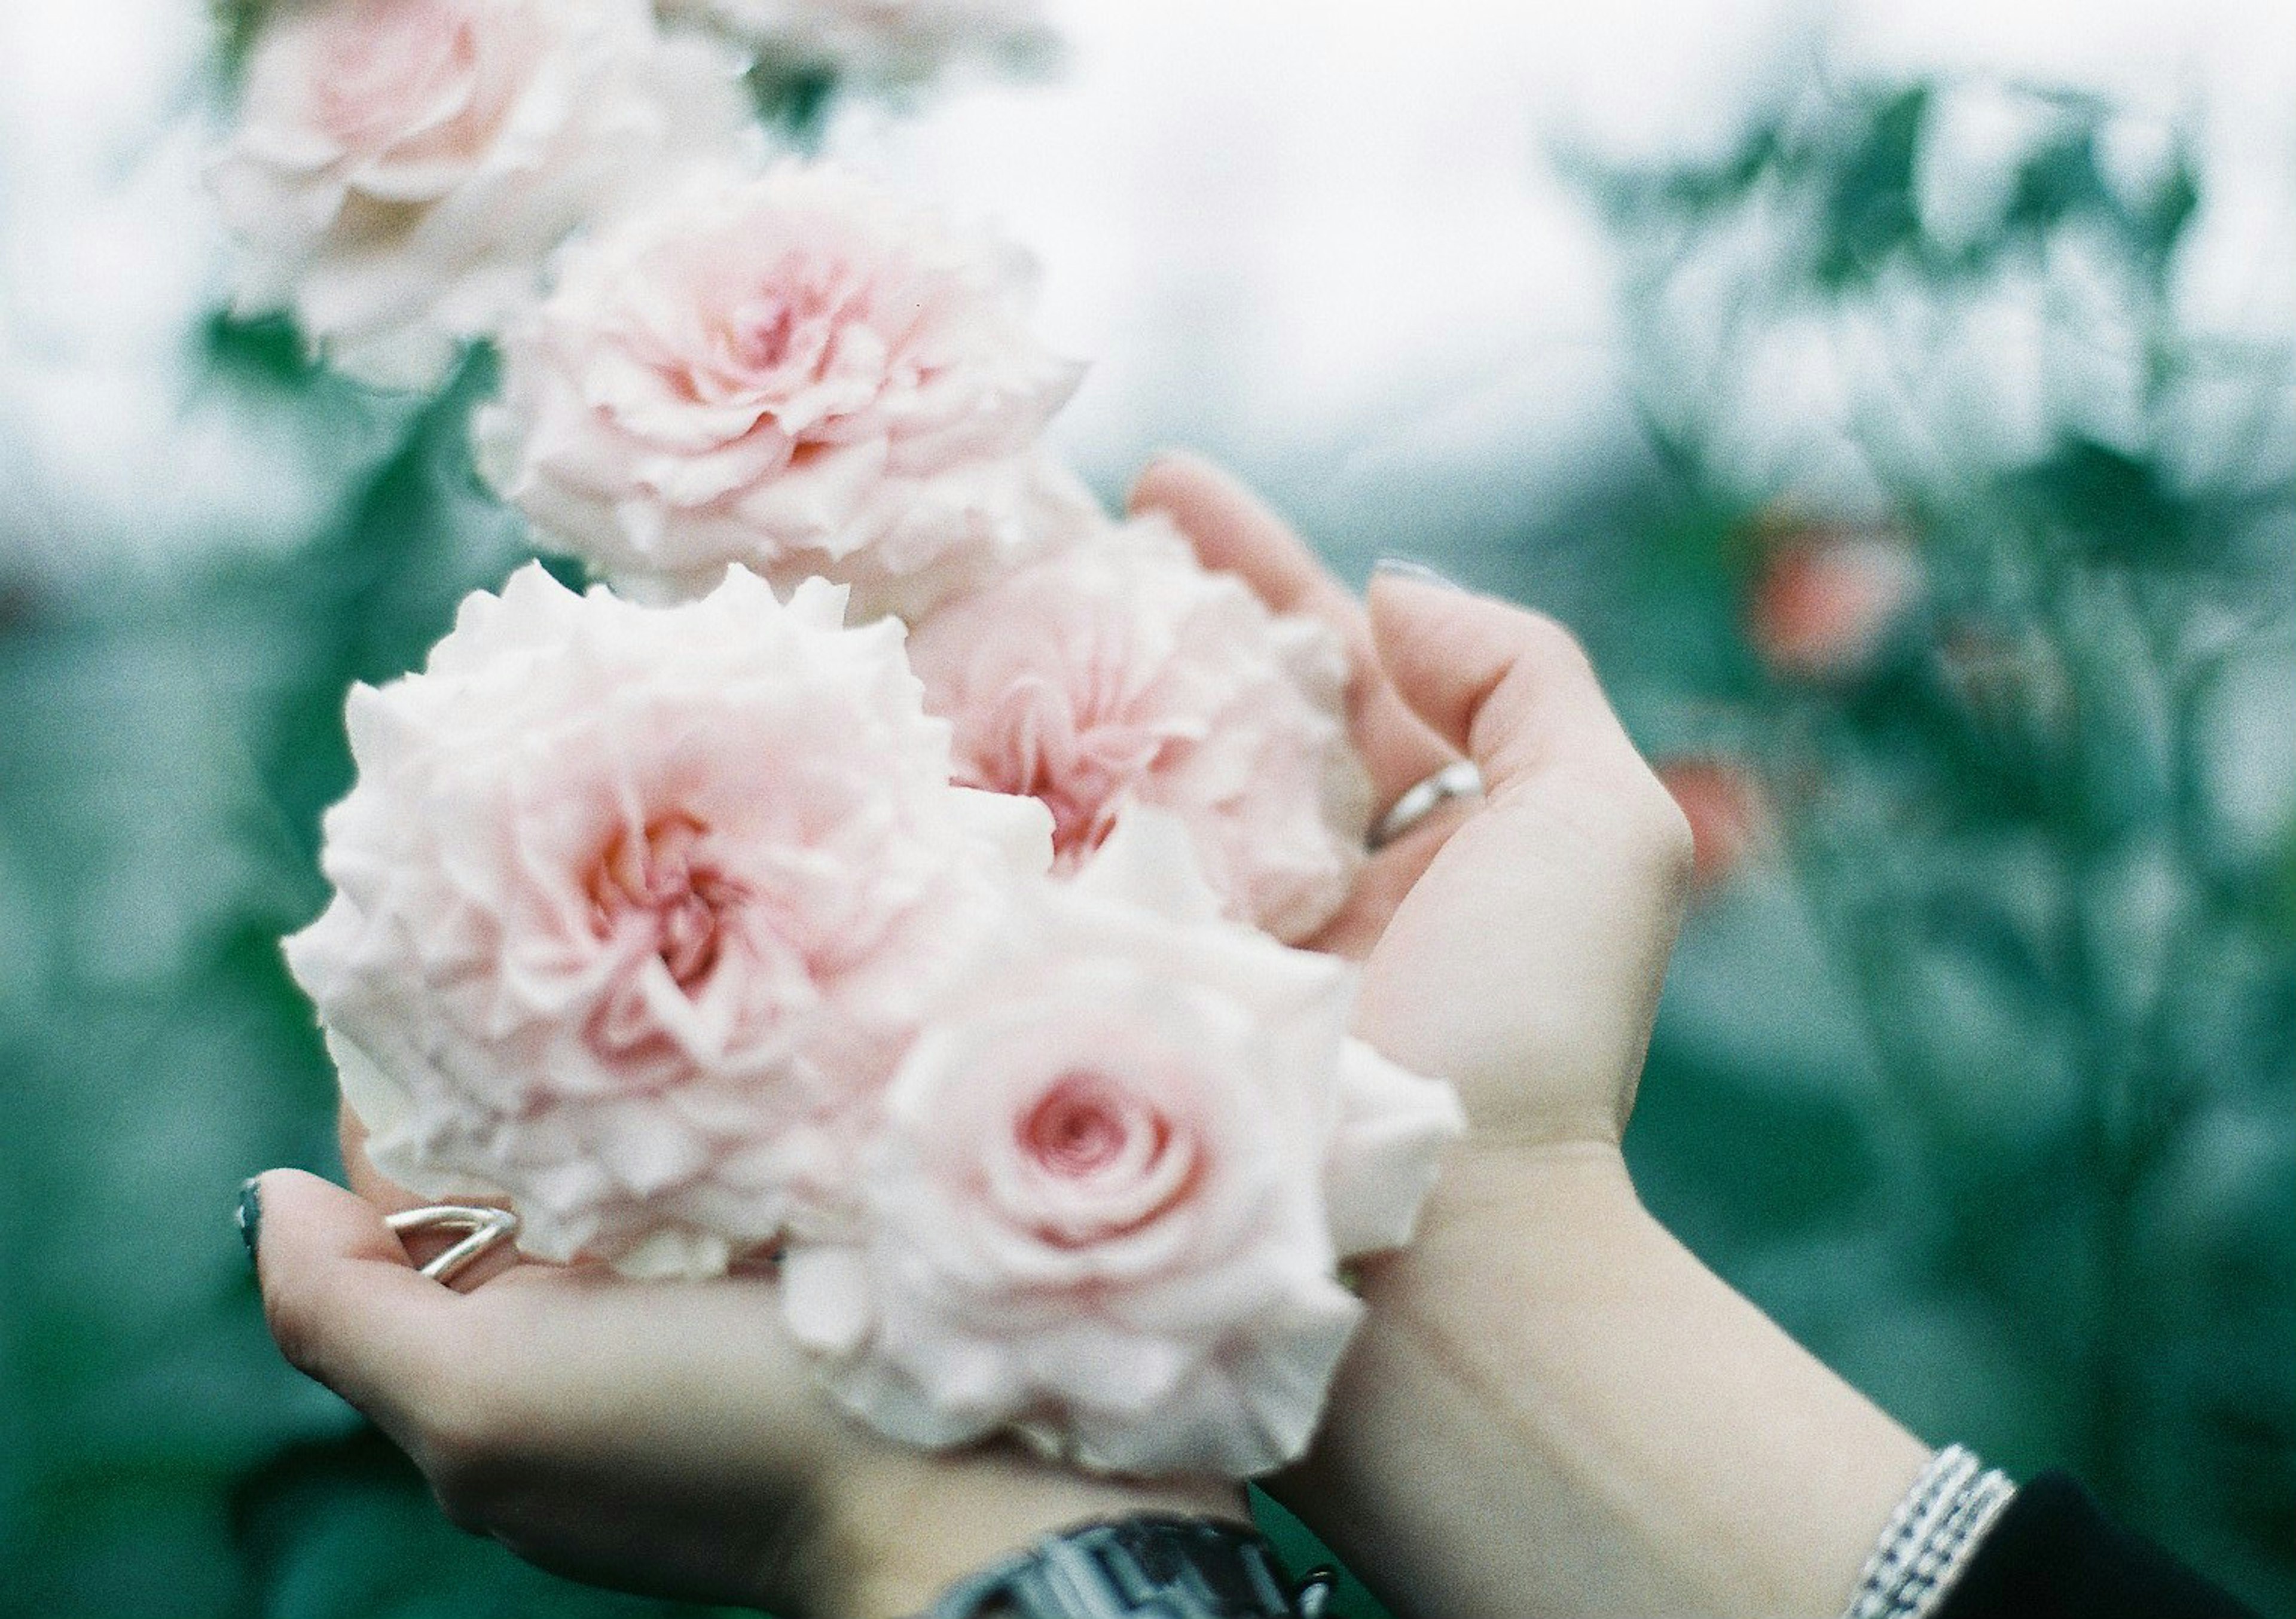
[385,1205,520,1285]
[1369,759,1484,851]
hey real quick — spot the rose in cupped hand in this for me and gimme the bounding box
[780,811,1463,1477]
[211,0,750,388]
[475,163,1088,619]
[283,563,1051,1277]
[905,516,1373,942]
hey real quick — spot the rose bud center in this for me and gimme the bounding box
[590,814,742,993]
[1022,1074,1143,1177]
[967,646,1175,869]
[1006,1070,1204,1250]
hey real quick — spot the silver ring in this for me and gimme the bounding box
[1369,759,1484,850]
[384,1205,520,1285]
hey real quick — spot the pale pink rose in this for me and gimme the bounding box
[210,0,753,389]
[781,811,1463,1477]
[905,516,1374,943]
[657,0,1054,91]
[474,164,1088,619]
[1747,521,1920,678]
[283,563,1052,1277]
[1655,756,1770,893]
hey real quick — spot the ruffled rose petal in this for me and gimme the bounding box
[1326,1040,1468,1258]
[476,163,1088,618]
[285,562,1051,1274]
[787,810,1460,1477]
[908,517,1373,940]
[212,0,754,387]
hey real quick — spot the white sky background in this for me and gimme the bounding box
[0,0,2290,579]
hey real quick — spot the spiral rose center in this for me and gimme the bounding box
[729,277,847,377]
[734,301,801,373]
[1021,1075,1137,1175]
[590,814,741,992]
[1002,1070,1204,1251]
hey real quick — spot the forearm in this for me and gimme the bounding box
[1281,1144,1929,1619]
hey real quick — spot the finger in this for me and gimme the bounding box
[1358,579,1694,1125]
[1130,451,1361,625]
[1306,803,1475,960]
[251,1169,459,1431]
[338,1104,422,1211]
[1129,451,1455,801]
[1367,573,1656,796]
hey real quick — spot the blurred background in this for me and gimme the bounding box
[3,0,2293,1614]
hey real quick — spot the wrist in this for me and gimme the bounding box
[1275,1135,1652,1495]
[816,1451,1248,1619]
[1422,1133,1638,1209]
[1277,1134,1925,1619]
[915,1514,1320,1619]
[1397,1136,1647,1283]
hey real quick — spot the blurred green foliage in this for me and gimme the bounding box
[1566,78,2296,1616]
[0,323,744,1616]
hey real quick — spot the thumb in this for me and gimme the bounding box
[1366,570,1650,795]
[250,1169,456,1432]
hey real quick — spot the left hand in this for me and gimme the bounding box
[250,1155,1244,1617]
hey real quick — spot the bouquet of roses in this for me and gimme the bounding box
[219,0,1464,1480]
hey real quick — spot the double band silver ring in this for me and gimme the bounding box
[385,1205,521,1285]
[1369,759,1484,850]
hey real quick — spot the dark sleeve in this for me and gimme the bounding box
[1935,1471,2263,1619]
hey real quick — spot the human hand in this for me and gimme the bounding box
[1134,457,1927,1619]
[257,459,1694,1619]
[1130,452,1694,1160]
[249,1156,1243,1617]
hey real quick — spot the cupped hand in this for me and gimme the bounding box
[258,457,1692,1619]
[254,1148,1242,1617]
[1131,452,1694,1157]
[1131,457,1802,1619]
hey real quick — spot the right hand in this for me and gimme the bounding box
[1137,455,1928,1619]
[1132,453,1695,1161]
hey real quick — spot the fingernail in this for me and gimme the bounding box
[237,1176,262,1265]
[1372,557,1465,592]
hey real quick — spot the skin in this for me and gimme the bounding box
[253,1167,1244,1615]
[1118,459,1931,1618]
[253,452,1926,1618]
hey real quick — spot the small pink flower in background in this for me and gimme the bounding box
[657,0,1054,90]
[1656,756,1770,893]
[283,563,1051,1278]
[211,0,752,388]
[906,517,1373,942]
[780,811,1463,1477]
[1747,520,1920,678]
[474,163,1088,619]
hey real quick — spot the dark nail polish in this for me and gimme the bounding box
[237,1177,262,1264]
[1372,557,1465,592]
